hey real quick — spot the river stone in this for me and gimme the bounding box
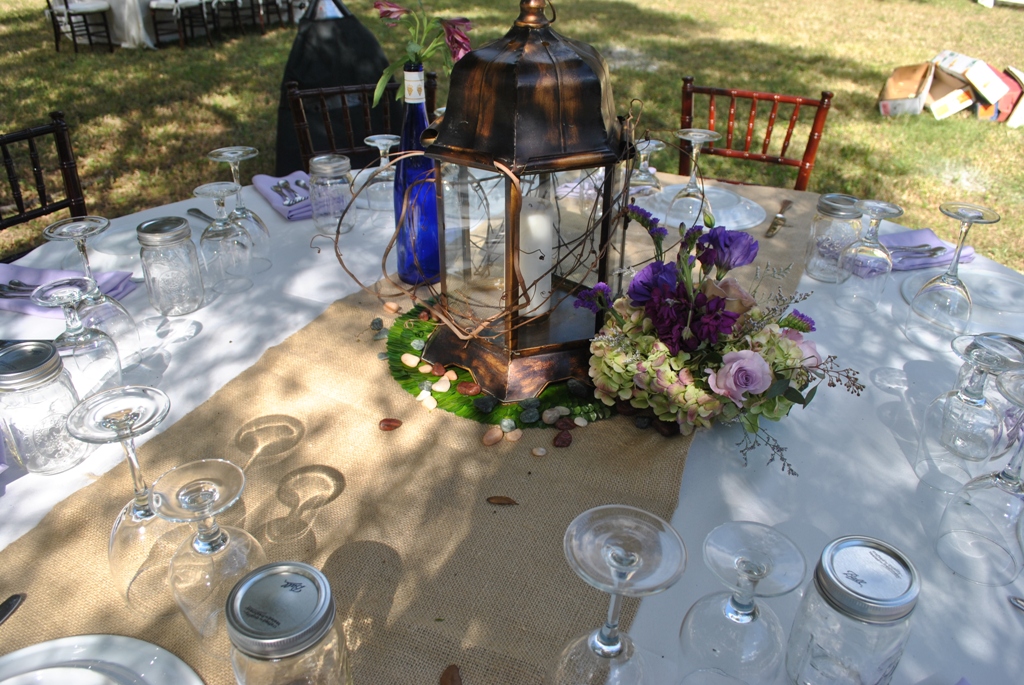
[418,364,433,374]
[418,380,433,392]
[431,363,446,376]
[567,379,590,398]
[370,317,384,331]
[482,425,504,446]
[444,369,458,381]
[373,329,389,341]
[541,408,560,425]
[573,416,588,427]
[500,418,517,433]
[553,430,573,448]
[504,428,523,442]
[422,396,438,410]
[520,408,540,424]
[519,398,540,409]
[555,406,571,416]
[457,382,482,396]
[383,301,401,313]
[474,396,498,414]
[431,377,451,393]
[635,416,652,429]
[531,447,547,457]
[411,338,425,351]
[377,352,388,360]
[555,417,576,431]
[378,418,402,431]
[401,353,420,367]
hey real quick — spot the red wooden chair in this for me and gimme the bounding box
[678,76,833,191]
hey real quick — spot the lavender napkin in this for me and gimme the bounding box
[0,264,137,319]
[253,171,313,221]
[881,228,975,271]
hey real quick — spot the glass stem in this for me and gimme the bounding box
[957,365,988,405]
[380,147,391,169]
[120,436,153,516]
[594,592,624,655]
[686,146,702,193]
[863,218,882,246]
[724,576,758,624]
[945,219,973,281]
[193,516,228,555]
[214,196,229,221]
[999,430,1024,485]
[638,151,651,174]
[61,303,85,335]
[75,239,94,281]
[230,162,246,211]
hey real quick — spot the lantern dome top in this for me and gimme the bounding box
[423,0,625,174]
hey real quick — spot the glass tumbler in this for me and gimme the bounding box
[0,341,92,474]
[805,193,862,283]
[309,154,355,235]
[137,217,205,316]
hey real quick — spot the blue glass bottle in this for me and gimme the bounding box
[394,63,440,285]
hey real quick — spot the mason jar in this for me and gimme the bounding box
[309,154,355,235]
[786,536,919,685]
[0,341,92,474]
[137,217,205,316]
[805,194,863,283]
[227,562,350,685]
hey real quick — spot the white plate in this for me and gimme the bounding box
[900,263,1024,314]
[0,636,202,685]
[634,185,766,231]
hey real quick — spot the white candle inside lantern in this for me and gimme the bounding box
[519,198,555,316]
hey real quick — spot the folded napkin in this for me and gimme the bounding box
[881,228,975,271]
[253,171,312,221]
[0,264,137,319]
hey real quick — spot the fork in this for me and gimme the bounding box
[281,180,308,204]
[270,183,296,206]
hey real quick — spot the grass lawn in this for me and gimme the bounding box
[2,0,1023,270]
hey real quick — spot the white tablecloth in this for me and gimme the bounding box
[1,185,1022,684]
[108,0,154,48]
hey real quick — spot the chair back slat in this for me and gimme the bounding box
[677,76,834,191]
[28,138,49,212]
[2,143,25,217]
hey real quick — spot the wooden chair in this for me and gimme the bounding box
[45,0,115,54]
[285,74,437,172]
[149,0,215,48]
[678,76,833,191]
[0,112,88,262]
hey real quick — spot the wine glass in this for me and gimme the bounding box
[667,129,722,228]
[31,278,122,398]
[913,334,1023,494]
[151,458,267,657]
[904,202,1000,349]
[550,505,687,685]
[629,139,665,198]
[363,134,401,211]
[835,199,903,313]
[678,521,806,685]
[43,216,143,371]
[208,146,271,273]
[935,368,1024,586]
[66,385,185,615]
[194,182,254,295]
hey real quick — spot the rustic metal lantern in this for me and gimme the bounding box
[420,0,631,402]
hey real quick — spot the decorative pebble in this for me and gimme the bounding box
[654,419,680,437]
[555,406,571,416]
[444,369,458,381]
[370,317,384,331]
[555,417,576,431]
[474,396,498,414]
[457,382,482,396]
[373,329,389,341]
[418,310,431,321]
[416,389,432,402]
[431,363,446,377]
[378,418,402,431]
[504,428,523,442]
[383,301,401,313]
[520,408,540,424]
[377,352,388,360]
[635,416,652,429]
[500,418,517,433]
[401,353,420,367]
[567,379,590,398]
[573,416,588,427]
[411,338,425,351]
[519,398,540,409]
[553,430,573,448]
[588,412,598,422]
[418,364,433,374]
[418,380,434,392]
[432,377,451,393]
[615,401,638,416]
[422,396,438,410]
[482,425,504,446]
[532,447,547,457]
[541,408,561,425]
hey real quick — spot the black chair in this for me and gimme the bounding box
[149,0,215,48]
[285,75,437,172]
[45,0,115,54]
[1,112,88,262]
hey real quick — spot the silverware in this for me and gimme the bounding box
[187,208,216,224]
[270,183,296,206]
[281,180,308,204]
[892,247,947,262]
[1010,596,1024,613]
[0,594,24,626]
[765,199,793,238]
[889,244,947,255]
[7,280,39,290]
[294,179,310,192]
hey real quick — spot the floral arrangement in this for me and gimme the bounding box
[371,1,473,106]
[575,205,863,474]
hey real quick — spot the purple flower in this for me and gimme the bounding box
[574,282,612,313]
[374,0,410,21]
[780,309,816,333]
[644,284,739,355]
[706,350,773,407]
[697,226,759,275]
[441,17,473,61]
[627,261,677,306]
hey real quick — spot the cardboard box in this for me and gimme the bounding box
[926,68,974,120]
[995,66,1023,123]
[878,63,935,116]
[973,100,999,121]
[933,50,1011,104]
[1005,66,1024,128]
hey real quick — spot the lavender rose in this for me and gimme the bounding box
[782,329,822,368]
[697,226,759,277]
[627,260,678,306]
[706,350,773,407]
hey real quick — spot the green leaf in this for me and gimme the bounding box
[764,378,790,400]
[372,61,402,107]
[783,387,806,405]
[803,384,818,406]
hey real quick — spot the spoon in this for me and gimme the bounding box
[0,593,24,626]
[1010,596,1024,613]
[187,208,216,224]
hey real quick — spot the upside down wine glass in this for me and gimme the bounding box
[904,202,1000,349]
[935,369,1024,586]
[835,199,903,313]
[668,129,722,228]
[195,182,254,295]
[363,134,401,211]
[629,139,665,198]
[151,458,267,657]
[550,505,687,685]
[678,522,806,685]
[208,146,272,273]
[66,385,185,615]
[42,216,143,371]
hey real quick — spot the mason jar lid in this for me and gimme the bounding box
[814,535,919,624]
[137,217,192,246]
[309,154,352,178]
[816,193,862,220]
[226,562,336,660]
[0,341,64,391]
